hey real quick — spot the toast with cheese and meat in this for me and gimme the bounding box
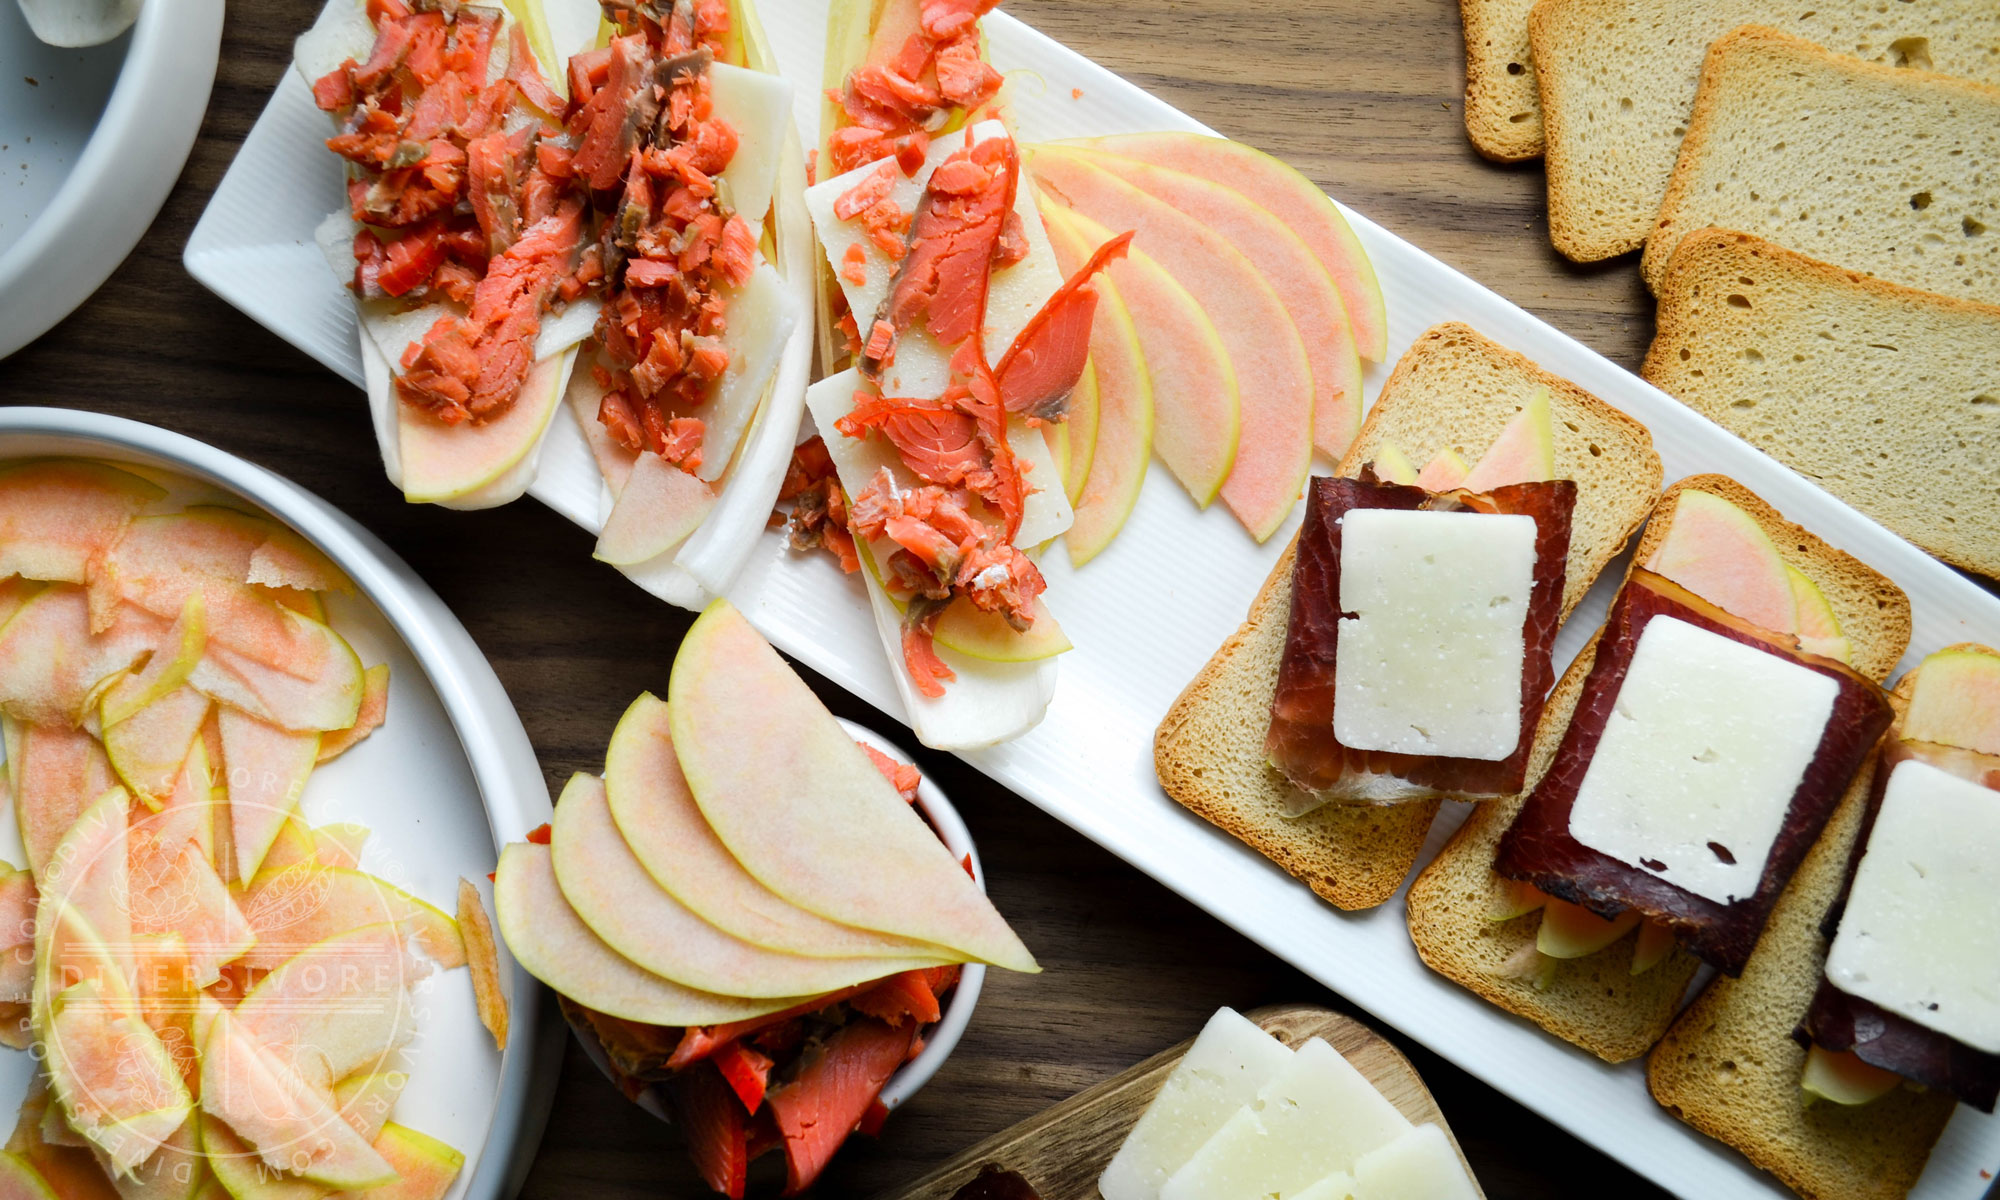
[1406,476,1910,1062]
[1154,323,1659,910]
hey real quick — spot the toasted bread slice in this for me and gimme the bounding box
[1645,229,2000,580]
[1533,0,2000,263]
[1406,475,1912,1061]
[1643,26,2000,297]
[1647,660,1961,1200]
[1154,323,1661,911]
[1462,0,1547,161]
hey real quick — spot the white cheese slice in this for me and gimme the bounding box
[1160,1037,1411,1200]
[1824,758,2000,1054]
[1099,1008,1295,1200]
[1332,508,1537,761]
[698,257,797,482]
[1350,1124,1480,1200]
[1568,615,1838,905]
[710,62,792,228]
[1289,1173,1356,1200]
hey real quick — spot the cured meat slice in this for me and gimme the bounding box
[1266,475,1576,804]
[1493,570,1892,974]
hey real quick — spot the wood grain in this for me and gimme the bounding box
[0,0,1681,1196]
[877,1004,1483,1200]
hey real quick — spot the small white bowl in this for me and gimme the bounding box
[570,718,984,1121]
[0,407,560,1200]
[0,0,223,358]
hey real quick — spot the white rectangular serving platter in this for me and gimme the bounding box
[186,6,2000,1197]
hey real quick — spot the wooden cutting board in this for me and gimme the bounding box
[877,1003,1484,1200]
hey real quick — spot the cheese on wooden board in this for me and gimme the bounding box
[1824,759,2000,1054]
[1098,1008,1295,1200]
[1159,1037,1411,1200]
[1351,1123,1479,1200]
[1333,508,1537,760]
[1567,615,1837,904]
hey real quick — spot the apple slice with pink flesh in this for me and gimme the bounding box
[1413,449,1469,491]
[1037,203,1234,510]
[1535,895,1640,958]
[0,585,160,727]
[398,350,572,507]
[1045,146,1362,461]
[0,579,42,630]
[1057,132,1388,363]
[1461,384,1555,490]
[11,722,120,876]
[0,461,164,587]
[198,1005,397,1189]
[1787,566,1852,664]
[1643,489,1796,634]
[103,513,329,676]
[1041,207,1154,566]
[552,773,937,997]
[200,1115,324,1200]
[1028,150,1311,541]
[0,867,36,1004]
[494,842,808,1026]
[603,693,951,961]
[0,1152,56,1200]
[188,612,364,734]
[132,738,217,866]
[127,830,254,987]
[1902,646,2000,754]
[669,602,1038,971]
[1801,1043,1903,1107]
[1369,442,1419,486]
[236,866,461,973]
[592,455,717,567]
[356,1125,463,1200]
[35,786,133,965]
[1630,918,1677,975]
[103,686,211,808]
[10,1080,120,1200]
[91,1111,202,1200]
[332,1073,408,1145]
[216,709,320,883]
[99,595,206,728]
[315,664,388,764]
[245,525,351,596]
[45,978,192,1177]
[236,924,422,1089]
[313,823,369,868]
[1041,360,1099,505]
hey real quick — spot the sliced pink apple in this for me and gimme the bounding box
[102,686,211,808]
[1413,449,1469,492]
[216,710,320,883]
[1461,385,1555,491]
[1041,207,1154,567]
[237,924,421,1088]
[235,866,461,973]
[132,739,217,867]
[1788,567,1852,664]
[315,663,389,764]
[0,866,36,1004]
[1038,203,1234,510]
[602,694,952,961]
[11,722,119,876]
[312,823,370,869]
[331,1072,407,1145]
[188,612,364,734]
[1643,489,1796,634]
[0,578,42,630]
[198,1006,396,1190]
[35,786,133,965]
[45,978,192,1177]
[1369,441,1419,486]
[99,594,206,728]
[127,831,254,987]
[0,461,164,587]
[1536,896,1640,958]
[351,1124,463,1200]
[592,455,717,567]
[1630,918,1677,976]
[1903,646,2000,755]
[90,1111,202,1200]
[1059,131,1388,363]
[0,1151,56,1200]
[398,350,570,507]
[1045,146,1362,460]
[493,842,807,1026]
[0,585,159,727]
[1801,1043,1902,1107]
[669,602,1037,971]
[245,526,351,596]
[1028,153,1312,541]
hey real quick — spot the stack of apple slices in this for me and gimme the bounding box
[0,460,492,1200]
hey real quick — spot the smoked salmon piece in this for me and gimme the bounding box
[994,230,1132,419]
[669,1063,751,1199]
[766,1017,920,1195]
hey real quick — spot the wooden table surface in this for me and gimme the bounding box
[0,0,1680,1196]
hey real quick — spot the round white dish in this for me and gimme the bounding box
[0,0,222,359]
[570,717,986,1123]
[0,406,560,1200]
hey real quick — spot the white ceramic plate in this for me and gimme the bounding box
[0,408,561,1200]
[184,9,2000,1196]
[0,0,221,359]
[569,717,987,1124]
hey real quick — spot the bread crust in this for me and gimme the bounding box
[1405,474,1912,1062]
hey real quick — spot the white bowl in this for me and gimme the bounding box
[0,0,222,359]
[0,407,561,1200]
[569,717,985,1122]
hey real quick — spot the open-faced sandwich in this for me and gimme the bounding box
[1407,476,1911,1062]
[1648,642,2000,1200]
[495,600,1037,1195]
[1156,322,1661,910]
[297,0,813,607]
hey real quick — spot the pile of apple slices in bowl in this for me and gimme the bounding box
[496,601,1035,1198]
[0,459,506,1200]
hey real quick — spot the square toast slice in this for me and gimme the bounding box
[1154,322,1660,911]
[1461,0,1547,161]
[1405,475,1911,1062]
[1645,228,2000,580]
